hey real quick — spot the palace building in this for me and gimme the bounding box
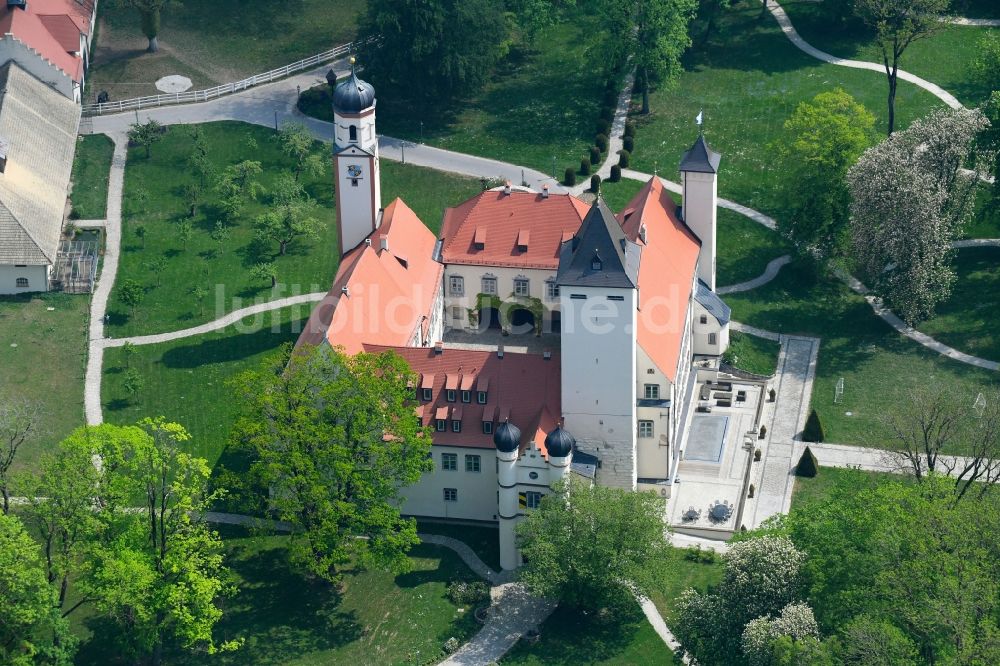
[298,63,732,569]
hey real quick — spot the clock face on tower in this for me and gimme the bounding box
[346,164,363,178]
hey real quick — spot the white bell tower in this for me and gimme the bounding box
[679,134,721,291]
[333,58,382,257]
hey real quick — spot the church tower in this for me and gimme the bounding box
[333,58,382,257]
[680,135,722,290]
[556,199,640,490]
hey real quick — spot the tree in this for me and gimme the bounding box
[505,0,574,43]
[127,119,164,158]
[880,386,1000,500]
[134,223,147,248]
[231,345,433,582]
[189,285,209,316]
[802,409,824,443]
[181,182,202,218]
[358,0,510,102]
[0,512,74,666]
[211,221,231,257]
[146,256,167,287]
[673,535,807,664]
[516,477,672,612]
[78,420,238,664]
[852,0,950,135]
[187,125,212,187]
[253,174,322,256]
[775,89,875,261]
[249,262,278,289]
[114,0,179,52]
[122,368,144,403]
[600,0,698,114]
[848,107,991,324]
[696,0,734,47]
[216,160,263,222]
[117,278,144,318]
[276,123,324,182]
[796,446,819,477]
[741,602,820,666]
[122,341,137,369]
[0,398,40,514]
[177,219,194,251]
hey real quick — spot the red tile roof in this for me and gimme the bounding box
[364,344,561,454]
[439,189,590,270]
[0,1,92,81]
[297,198,443,354]
[620,178,701,381]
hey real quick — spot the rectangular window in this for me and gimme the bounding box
[461,390,471,403]
[513,278,529,297]
[441,453,457,470]
[709,333,717,345]
[525,491,543,509]
[15,277,28,288]
[452,420,461,433]
[446,389,456,403]
[436,419,447,432]
[351,179,359,187]
[477,391,487,404]
[443,488,458,502]
[570,294,587,300]
[638,420,654,438]
[422,388,433,401]
[483,420,493,434]
[465,455,481,473]
[644,384,660,400]
[449,276,464,295]
[699,314,708,324]
[452,306,463,321]
[546,281,559,300]
[481,277,497,295]
[607,295,624,301]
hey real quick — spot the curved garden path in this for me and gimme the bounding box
[943,17,1000,27]
[718,255,792,295]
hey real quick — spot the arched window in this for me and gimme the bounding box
[15,277,28,288]
[349,125,358,142]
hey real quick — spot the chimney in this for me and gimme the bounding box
[364,238,372,246]
[503,181,511,195]
[542,184,549,199]
[497,344,504,359]
[434,341,443,355]
[379,236,389,252]
[341,286,349,296]
[7,0,27,10]
[639,224,647,244]
[543,351,552,361]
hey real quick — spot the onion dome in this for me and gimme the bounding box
[333,57,376,114]
[493,420,522,453]
[544,425,575,458]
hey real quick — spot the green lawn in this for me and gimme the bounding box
[629,3,943,219]
[964,185,1000,240]
[416,521,501,572]
[723,330,781,377]
[723,259,1000,446]
[88,0,364,100]
[780,0,998,107]
[502,602,674,665]
[918,246,1000,362]
[791,465,899,507]
[327,7,606,175]
[102,306,307,468]
[717,208,791,286]
[73,536,480,666]
[0,294,89,470]
[598,177,647,213]
[69,134,114,219]
[648,546,725,625]
[109,121,479,338]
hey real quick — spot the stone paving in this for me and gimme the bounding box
[717,255,791,295]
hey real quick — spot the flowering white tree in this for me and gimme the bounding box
[741,602,820,666]
[847,107,992,324]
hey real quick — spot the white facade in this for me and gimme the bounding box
[559,285,638,490]
[442,264,559,332]
[693,299,729,356]
[0,264,48,294]
[401,446,499,522]
[682,170,718,291]
[333,105,381,257]
[0,36,78,101]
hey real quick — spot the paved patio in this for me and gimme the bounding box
[443,327,559,355]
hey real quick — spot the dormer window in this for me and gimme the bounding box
[477,391,487,404]
[482,420,493,434]
[436,419,446,432]
[446,390,456,402]
[422,388,432,401]
[349,125,358,142]
[461,390,471,403]
[452,420,462,433]
[591,254,602,271]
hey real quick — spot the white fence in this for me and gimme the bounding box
[82,41,358,116]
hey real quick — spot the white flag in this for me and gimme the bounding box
[695,110,703,126]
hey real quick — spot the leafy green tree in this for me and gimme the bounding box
[134,223,147,248]
[775,89,875,261]
[249,262,278,288]
[189,285,209,316]
[0,398,40,514]
[696,0,734,46]
[848,106,990,324]
[122,368,144,403]
[211,221,231,257]
[276,123,325,182]
[231,345,433,582]
[216,160,263,222]
[852,0,950,134]
[146,256,167,287]
[0,512,75,666]
[177,219,194,251]
[127,119,165,158]
[253,174,322,256]
[117,278,144,318]
[187,125,212,187]
[114,0,179,52]
[516,477,672,612]
[505,0,574,43]
[121,341,138,369]
[600,0,698,114]
[359,0,510,102]
[181,182,202,218]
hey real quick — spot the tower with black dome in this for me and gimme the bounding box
[494,419,522,570]
[333,58,382,257]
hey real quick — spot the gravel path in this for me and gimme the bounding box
[570,70,635,196]
[942,17,1000,27]
[717,255,791,295]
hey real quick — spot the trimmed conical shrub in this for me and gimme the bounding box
[563,167,576,186]
[610,165,621,182]
[796,445,819,478]
[802,409,824,442]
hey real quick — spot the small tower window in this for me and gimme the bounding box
[349,125,358,142]
[351,179,359,187]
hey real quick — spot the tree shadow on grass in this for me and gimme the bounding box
[394,543,477,589]
[105,398,130,412]
[159,319,305,369]
[504,603,649,665]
